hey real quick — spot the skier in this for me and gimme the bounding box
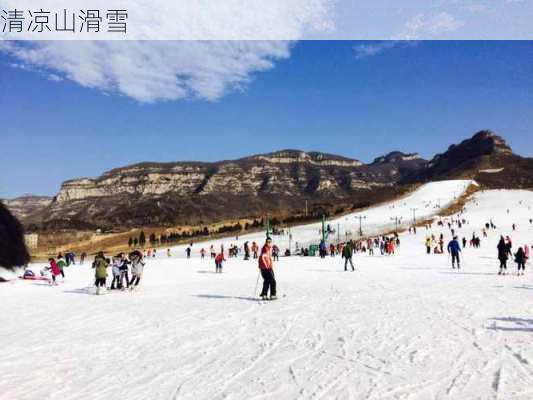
[497,236,508,275]
[186,247,191,259]
[210,245,216,258]
[447,236,461,269]
[80,252,87,265]
[342,241,355,271]
[92,252,109,295]
[214,251,225,273]
[47,258,61,285]
[462,237,467,248]
[167,248,171,258]
[258,237,276,300]
[200,248,206,259]
[425,237,432,254]
[129,250,145,289]
[514,246,526,276]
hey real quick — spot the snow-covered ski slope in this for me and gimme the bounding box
[170,179,473,255]
[3,181,533,400]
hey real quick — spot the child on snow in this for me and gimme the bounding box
[47,258,61,285]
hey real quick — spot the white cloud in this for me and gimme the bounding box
[1,41,297,103]
[353,41,418,59]
[0,0,332,103]
[395,12,462,40]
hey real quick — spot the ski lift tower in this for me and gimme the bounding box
[355,215,366,237]
[265,215,272,238]
[321,214,326,242]
[410,208,418,227]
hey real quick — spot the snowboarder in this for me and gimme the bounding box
[497,236,509,275]
[514,247,526,275]
[342,241,355,271]
[92,252,109,295]
[447,236,461,269]
[258,237,276,300]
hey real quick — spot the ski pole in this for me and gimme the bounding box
[253,270,260,298]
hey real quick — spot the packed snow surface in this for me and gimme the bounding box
[2,181,533,400]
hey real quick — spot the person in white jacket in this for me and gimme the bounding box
[129,250,145,289]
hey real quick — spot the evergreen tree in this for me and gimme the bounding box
[139,231,146,247]
[128,237,133,247]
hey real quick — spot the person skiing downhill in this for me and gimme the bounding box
[342,241,355,271]
[258,237,276,300]
[447,236,461,269]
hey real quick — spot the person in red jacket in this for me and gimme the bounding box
[258,237,277,300]
[48,258,61,285]
[214,252,225,273]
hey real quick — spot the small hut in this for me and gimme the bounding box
[0,202,30,277]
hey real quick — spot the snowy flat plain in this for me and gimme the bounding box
[2,182,533,400]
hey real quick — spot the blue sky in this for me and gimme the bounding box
[0,41,532,198]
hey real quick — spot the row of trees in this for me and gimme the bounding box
[127,218,267,247]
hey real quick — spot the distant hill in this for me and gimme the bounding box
[6,130,532,232]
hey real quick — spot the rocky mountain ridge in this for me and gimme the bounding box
[6,130,532,231]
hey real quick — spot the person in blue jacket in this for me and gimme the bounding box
[447,236,461,269]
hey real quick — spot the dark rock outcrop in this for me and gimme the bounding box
[0,201,30,272]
